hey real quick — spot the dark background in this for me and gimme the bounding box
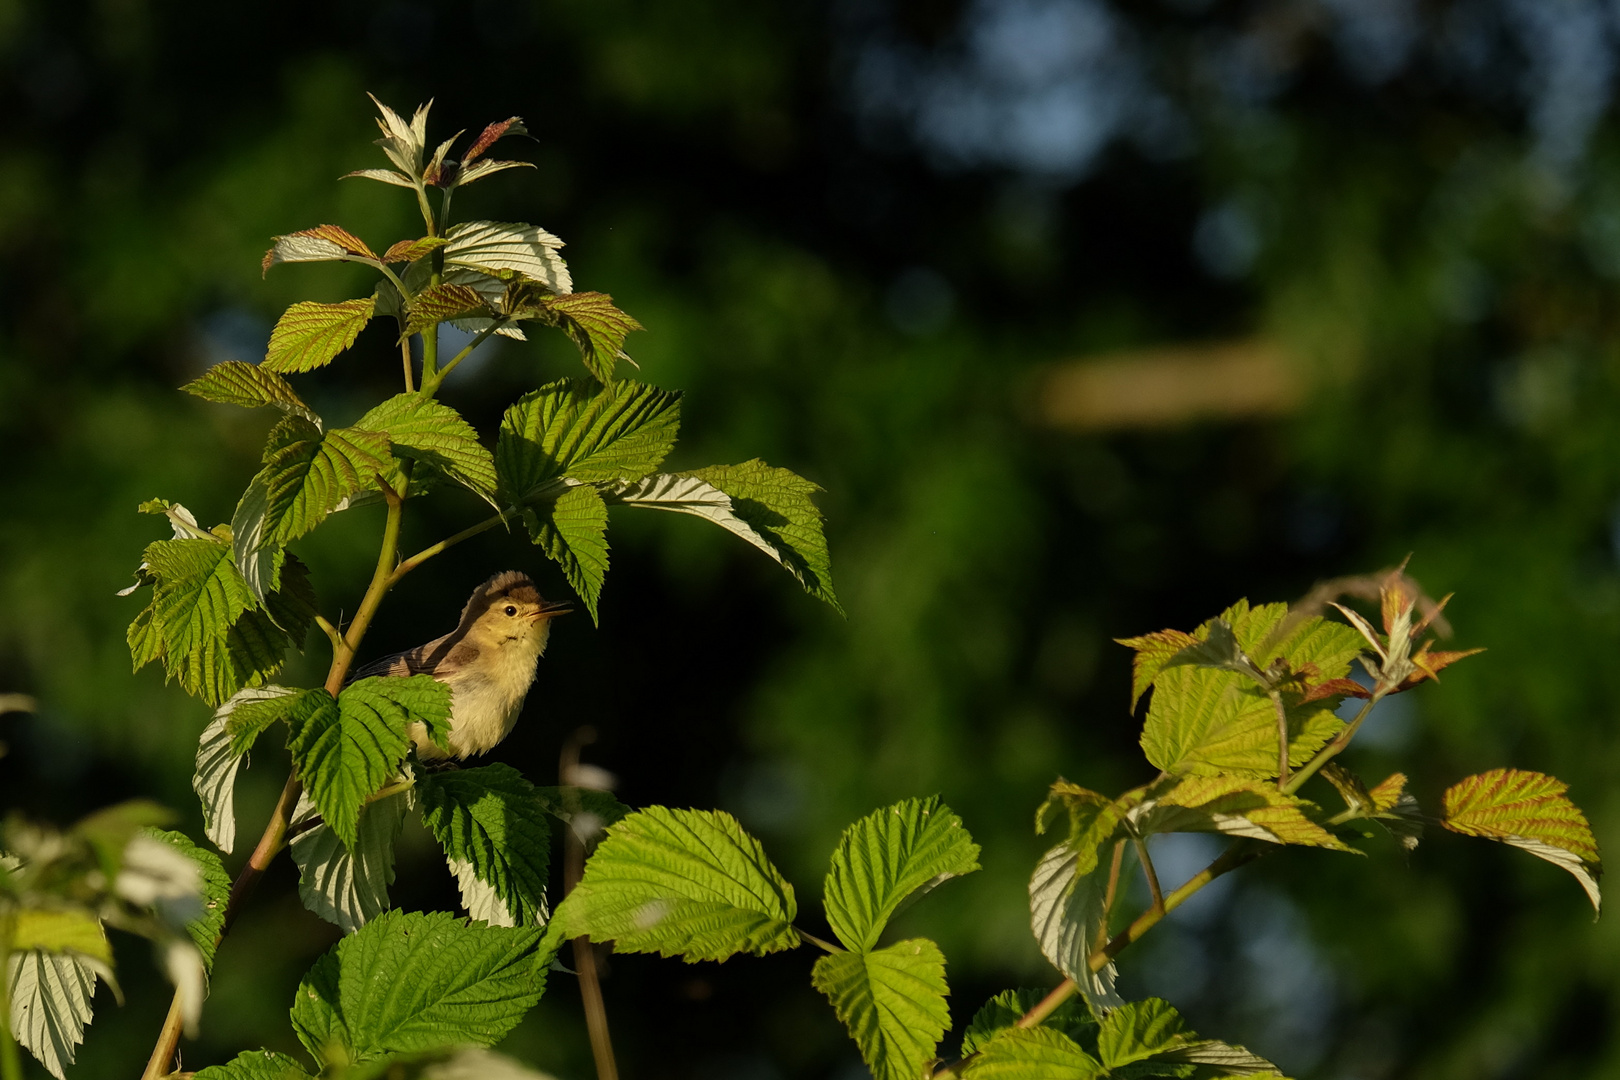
[2,1,1619,1077]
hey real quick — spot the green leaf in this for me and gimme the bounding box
[962,1026,1106,1080]
[553,806,798,961]
[182,361,320,422]
[1442,768,1603,912]
[253,416,392,547]
[405,283,488,336]
[147,537,257,667]
[7,949,102,1080]
[384,236,449,263]
[147,829,231,971]
[1029,843,1122,1014]
[961,989,1098,1057]
[823,796,981,952]
[812,939,951,1080]
[1115,630,1199,712]
[418,764,554,927]
[356,393,498,504]
[264,299,376,373]
[523,484,609,624]
[1132,775,1354,852]
[285,682,415,848]
[612,463,841,613]
[530,291,644,382]
[289,788,408,933]
[346,675,455,755]
[1098,999,1192,1070]
[262,225,381,276]
[194,1050,317,1080]
[1134,602,1368,777]
[7,910,110,965]
[288,910,544,1065]
[1035,781,1133,868]
[444,220,571,293]
[496,378,681,501]
[191,681,255,848]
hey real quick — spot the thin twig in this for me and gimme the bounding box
[1133,835,1165,914]
[796,928,846,954]
[562,729,620,1080]
[1283,693,1382,796]
[401,337,415,393]
[422,318,508,394]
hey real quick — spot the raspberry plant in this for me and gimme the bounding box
[0,98,1601,1080]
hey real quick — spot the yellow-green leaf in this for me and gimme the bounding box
[1442,768,1602,912]
[8,910,111,965]
[264,299,376,373]
[812,939,951,1080]
[1133,774,1354,851]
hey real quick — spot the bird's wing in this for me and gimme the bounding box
[347,634,480,683]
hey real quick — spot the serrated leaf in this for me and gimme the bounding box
[262,225,381,276]
[960,989,1098,1058]
[528,292,643,382]
[366,94,429,177]
[611,464,841,613]
[418,764,553,927]
[7,948,101,1080]
[1139,602,1362,779]
[1030,844,1122,1014]
[553,806,798,961]
[813,939,950,1080]
[524,484,609,624]
[356,393,498,504]
[194,1050,317,1080]
[464,117,525,165]
[1097,998,1193,1069]
[288,910,543,1065]
[1130,775,1354,851]
[405,283,487,336]
[823,796,980,952]
[289,788,408,933]
[7,910,110,965]
[285,681,418,848]
[264,299,376,373]
[444,220,571,293]
[1442,768,1602,912]
[1035,781,1133,865]
[182,361,319,422]
[254,416,391,547]
[384,236,449,263]
[1366,773,1422,852]
[344,167,416,189]
[148,829,230,971]
[1116,630,1199,711]
[1151,1041,1282,1075]
[497,379,681,502]
[962,1027,1107,1080]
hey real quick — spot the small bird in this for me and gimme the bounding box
[350,571,571,761]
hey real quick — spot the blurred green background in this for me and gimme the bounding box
[2,0,1618,1077]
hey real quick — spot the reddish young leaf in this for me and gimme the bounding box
[464,117,525,164]
[1298,677,1372,704]
[1442,768,1601,911]
[404,283,486,336]
[262,225,380,276]
[383,236,450,263]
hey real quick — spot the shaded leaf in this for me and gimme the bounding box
[523,484,609,624]
[823,796,981,952]
[7,948,101,1080]
[1029,844,1122,1013]
[289,788,408,933]
[553,806,798,961]
[193,1050,317,1080]
[497,379,681,502]
[1442,768,1602,912]
[960,989,1097,1057]
[812,939,951,1080]
[418,764,553,927]
[405,283,487,336]
[182,361,318,422]
[147,829,231,971]
[264,299,376,373]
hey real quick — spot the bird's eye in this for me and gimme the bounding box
[504,605,518,617]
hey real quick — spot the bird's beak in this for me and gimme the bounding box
[532,600,573,620]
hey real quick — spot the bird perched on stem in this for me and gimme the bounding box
[351,570,570,761]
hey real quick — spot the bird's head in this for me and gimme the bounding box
[460,571,571,653]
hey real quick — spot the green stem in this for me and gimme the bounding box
[1092,841,1263,969]
[401,337,415,394]
[1283,693,1383,796]
[1133,835,1165,913]
[415,182,437,238]
[389,510,507,589]
[377,262,410,300]
[796,928,846,954]
[421,318,507,395]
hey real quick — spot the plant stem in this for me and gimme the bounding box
[389,511,507,587]
[1092,841,1262,969]
[1016,979,1079,1029]
[1269,689,1291,789]
[562,729,620,1080]
[421,318,506,394]
[796,928,846,954]
[1283,693,1383,796]
[401,337,415,393]
[1133,835,1165,913]
[142,468,416,1078]
[1094,839,1126,952]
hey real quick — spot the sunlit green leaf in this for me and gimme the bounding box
[405,283,487,336]
[264,298,376,373]
[444,220,571,293]
[1132,775,1354,851]
[289,788,408,934]
[823,796,980,952]
[960,988,1098,1057]
[252,416,391,547]
[262,225,381,276]
[497,378,681,502]
[553,806,798,961]
[418,763,553,927]
[523,484,609,623]
[961,1026,1106,1080]
[193,1050,317,1080]
[182,361,320,422]
[812,939,950,1080]
[357,392,498,504]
